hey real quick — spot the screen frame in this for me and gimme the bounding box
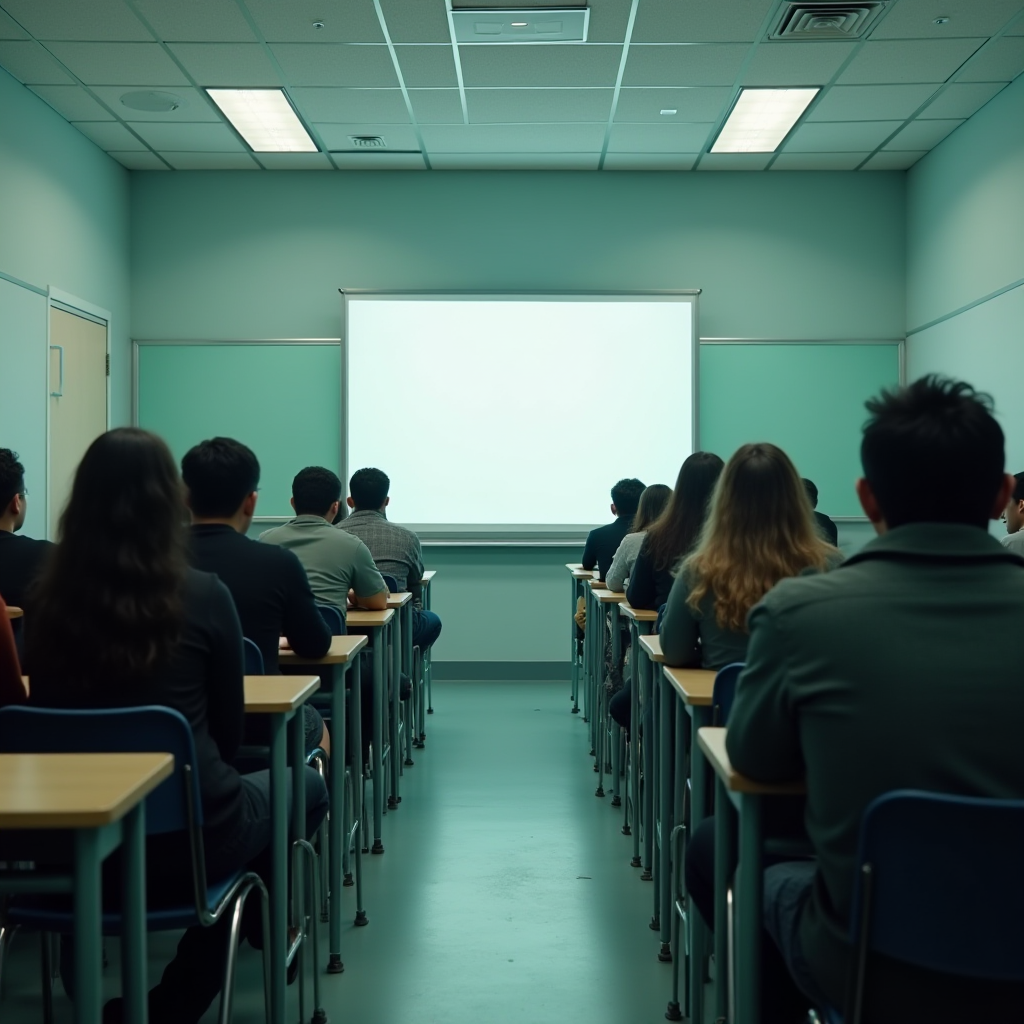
[339,289,701,542]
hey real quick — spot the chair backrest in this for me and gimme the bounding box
[317,603,345,636]
[243,637,265,674]
[0,705,202,834]
[850,790,1024,988]
[381,574,400,594]
[712,662,744,726]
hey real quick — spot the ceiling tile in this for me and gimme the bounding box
[0,41,75,83]
[771,152,869,170]
[603,153,698,170]
[607,122,713,152]
[164,152,260,169]
[332,151,426,168]
[784,119,902,150]
[167,42,281,86]
[837,38,987,84]
[697,152,771,170]
[623,45,750,87]
[394,44,458,87]
[378,0,451,43]
[109,150,170,169]
[255,152,335,168]
[586,0,633,44]
[615,86,732,121]
[870,0,1024,39]
[742,41,856,85]
[862,150,928,169]
[0,9,28,39]
[290,87,410,122]
[29,84,115,120]
[428,152,601,170]
[269,43,398,86]
[129,121,246,151]
[420,122,606,152]
[90,84,221,120]
[245,0,384,43]
[467,88,613,123]
[45,42,189,85]
[71,120,149,150]
[0,0,152,41]
[921,81,1006,117]
[807,84,939,120]
[132,0,258,43]
[459,43,622,87]
[632,0,775,43]
[884,117,964,149]
[316,122,420,149]
[408,88,464,123]
[957,34,1024,81]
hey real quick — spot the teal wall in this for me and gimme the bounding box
[906,75,1024,475]
[0,67,131,536]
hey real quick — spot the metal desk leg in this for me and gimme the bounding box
[73,828,103,1024]
[595,591,607,798]
[289,708,308,1020]
[329,662,349,971]
[347,657,367,924]
[642,651,655,884]
[121,803,148,1024]
[628,631,642,865]
[268,712,287,1024]
[688,706,713,1024]
[713,780,737,1023]
[735,794,764,1024]
[658,668,675,962]
[389,617,402,807]
[570,576,580,713]
[424,582,434,715]
[609,603,622,807]
[403,604,415,767]
[371,627,385,853]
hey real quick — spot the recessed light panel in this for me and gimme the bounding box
[206,89,317,153]
[452,8,589,42]
[711,88,819,153]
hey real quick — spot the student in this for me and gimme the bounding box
[0,448,53,610]
[1001,471,1024,556]
[182,437,332,755]
[0,593,26,707]
[605,483,671,593]
[720,378,1024,1021]
[260,466,388,623]
[803,477,839,546]
[25,428,329,1023]
[581,477,645,581]
[626,453,724,611]
[338,466,442,653]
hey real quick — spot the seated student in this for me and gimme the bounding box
[25,429,329,1024]
[260,467,388,623]
[0,448,53,611]
[0,593,26,707]
[581,477,645,581]
[605,483,671,593]
[705,378,1024,1022]
[1001,471,1024,555]
[338,466,442,653]
[181,437,332,755]
[803,477,839,546]
[627,452,724,610]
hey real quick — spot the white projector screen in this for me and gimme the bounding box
[345,293,698,532]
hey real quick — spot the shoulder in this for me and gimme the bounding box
[183,566,234,609]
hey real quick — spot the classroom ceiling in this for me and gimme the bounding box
[0,0,1021,172]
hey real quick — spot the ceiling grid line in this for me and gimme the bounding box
[443,1,471,125]
[597,0,641,170]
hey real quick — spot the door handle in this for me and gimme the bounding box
[49,345,64,397]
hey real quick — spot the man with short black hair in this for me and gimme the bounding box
[581,477,645,580]
[802,478,838,546]
[0,448,53,611]
[339,467,442,653]
[1001,471,1024,556]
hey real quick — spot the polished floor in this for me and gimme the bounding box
[1,680,677,1024]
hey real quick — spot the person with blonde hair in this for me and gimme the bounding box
[661,442,838,669]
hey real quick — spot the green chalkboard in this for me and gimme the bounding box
[136,342,342,518]
[698,343,901,518]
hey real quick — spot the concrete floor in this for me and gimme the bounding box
[0,680,678,1024]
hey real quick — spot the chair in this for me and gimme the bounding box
[316,603,344,636]
[0,705,271,1024]
[842,789,1024,1024]
[243,637,265,674]
[381,574,400,594]
[712,662,744,727]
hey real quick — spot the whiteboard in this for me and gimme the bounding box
[344,293,698,531]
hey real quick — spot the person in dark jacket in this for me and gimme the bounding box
[0,447,53,613]
[802,477,839,546]
[581,477,645,581]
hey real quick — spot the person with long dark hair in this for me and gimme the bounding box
[25,428,328,1024]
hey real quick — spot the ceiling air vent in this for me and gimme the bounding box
[349,136,386,148]
[770,2,887,40]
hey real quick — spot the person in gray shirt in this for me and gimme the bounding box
[1001,471,1024,556]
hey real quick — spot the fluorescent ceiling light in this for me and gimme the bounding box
[710,87,819,154]
[206,89,317,153]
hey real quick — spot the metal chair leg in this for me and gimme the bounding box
[40,931,54,1024]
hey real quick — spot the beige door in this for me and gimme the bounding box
[48,308,108,538]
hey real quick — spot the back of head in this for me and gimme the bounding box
[861,375,1004,529]
[644,452,724,571]
[611,478,645,517]
[27,428,187,684]
[0,448,25,516]
[181,437,260,518]
[802,478,819,510]
[685,442,831,632]
[1014,473,1024,503]
[350,467,390,511]
[631,484,672,533]
[293,466,342,517]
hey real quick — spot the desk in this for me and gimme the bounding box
[698,727,805,1024]
[595,589,627,805]
[386,592,416,768]
[244,674,320,1024]
[276,635,368,970]
[583,579,609,764]
[0,752,173,1024]
[5,606,22,620]
[565,564,594,716]
[346,608,396,852]
[419,571,436,718]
